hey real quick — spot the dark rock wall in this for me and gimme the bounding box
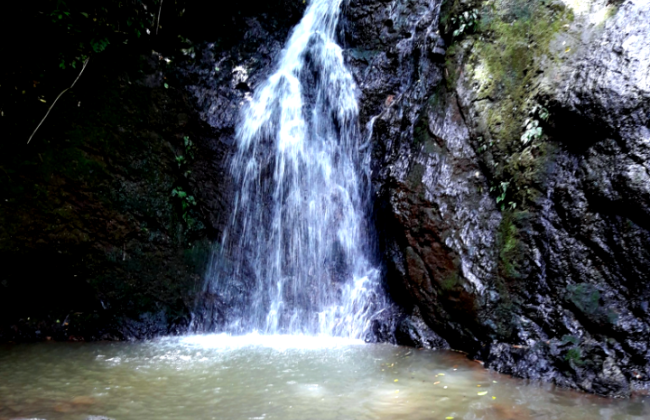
[341,0,650,397]
[0,48,223,341]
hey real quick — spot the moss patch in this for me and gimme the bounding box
[565,283,619,327]
[444,0,572,209]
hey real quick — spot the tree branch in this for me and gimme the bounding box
[27,57,90,145]
[156,0,163,35]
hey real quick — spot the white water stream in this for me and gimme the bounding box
[203,0,386,337]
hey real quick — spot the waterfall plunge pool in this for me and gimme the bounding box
[0,335,648,420]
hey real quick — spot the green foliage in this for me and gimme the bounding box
[565,347,585,366]
[451,9,480,38]
[171,186,197,224]
[521,104,549,145]
[183,136,195,160]
[521,119,542,145]
[171,136,198,224]
[476,136,494,154]
[47,0,163,70]
[491,181,516,211]
[496,182,508,203]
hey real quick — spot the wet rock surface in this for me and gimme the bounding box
[342,0,650,397]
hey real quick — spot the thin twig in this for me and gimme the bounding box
[27,57,90,145]
[156,0,163,35]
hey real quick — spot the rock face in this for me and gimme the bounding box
[0,48,223,341]
[340,0,650,397]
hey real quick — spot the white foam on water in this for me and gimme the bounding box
[180,333,364,351]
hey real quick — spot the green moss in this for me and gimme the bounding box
[606,309,619,325]
[475,1,570,138]
[498,211,523,280]
[562,334,580,345]
[444,0,572,209]
[443,43,461,90]
[440,271,461,291]
[407,163,426,187]
[566,283,601,315]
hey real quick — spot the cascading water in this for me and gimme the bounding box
[201,0,386,338]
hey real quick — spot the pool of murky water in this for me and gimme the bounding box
[0,334,648,420]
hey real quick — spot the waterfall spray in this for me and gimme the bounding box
[204,0,386,337]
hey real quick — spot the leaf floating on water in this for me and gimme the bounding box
[492,396,497,400]
[493,381,497,383]
[478,391,488,396]
[477,385,481,387]
[438,373,445,376]
[446,417,454,419]
[394,379,398,382]
[434,381,440,385]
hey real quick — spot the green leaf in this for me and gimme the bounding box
[81,12,89,18]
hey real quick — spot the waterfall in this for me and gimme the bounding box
[203,0,385,338]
